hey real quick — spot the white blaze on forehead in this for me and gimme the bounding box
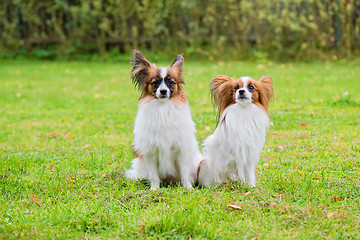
[159,80,168,90]
[240,76,251,86]
[160,67,168,79]
[155,67,170,99]
[236,76,253,104]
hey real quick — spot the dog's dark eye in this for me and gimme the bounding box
[248,85,255,91]
[234,85,239,91]
[151,79,160,85]
[168,79,175,85]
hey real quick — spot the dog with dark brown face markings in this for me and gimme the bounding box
[125,50,202,190]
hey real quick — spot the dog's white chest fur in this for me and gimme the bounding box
[214,104,269,153]
[127,99,201,189]
[133,100,196,150]
[199,103,269,187]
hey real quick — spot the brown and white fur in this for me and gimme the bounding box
[125,50,202,190]
[198,75,274,187]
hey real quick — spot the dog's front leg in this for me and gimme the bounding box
[245,161,257,187]
[178,153,195,190]
[145,157,160,190]
[236,163,246,184]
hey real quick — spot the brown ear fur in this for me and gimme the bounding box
[210,75,235,119]
[171,55,184,69]
[170,55,185,84]
[257,76,274,109]
[131,50,153,89]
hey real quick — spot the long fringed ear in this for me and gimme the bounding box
[131,50,152,89]
[210,75,235,118]
[258,76,274,109]
[170,55,185,83]
[171,55,184,70]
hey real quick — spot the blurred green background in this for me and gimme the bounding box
[1,0,359,61]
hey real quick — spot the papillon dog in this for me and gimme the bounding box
[125,50,202,190]
[198,75,274,187]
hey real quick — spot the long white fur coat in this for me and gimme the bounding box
[198,103,270,187]
[125,99,202,189]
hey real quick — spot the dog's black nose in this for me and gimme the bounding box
[160,90,167,95]
[239,90,245,95]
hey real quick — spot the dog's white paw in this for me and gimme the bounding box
[124,169,137,180]
[150,185,160,191]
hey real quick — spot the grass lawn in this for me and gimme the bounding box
[1,59,359,239]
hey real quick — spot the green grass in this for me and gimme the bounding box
[1,59,359,239]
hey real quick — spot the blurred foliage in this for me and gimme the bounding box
[0,0,359,60]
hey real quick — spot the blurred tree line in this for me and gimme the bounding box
[1,0,359,60]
